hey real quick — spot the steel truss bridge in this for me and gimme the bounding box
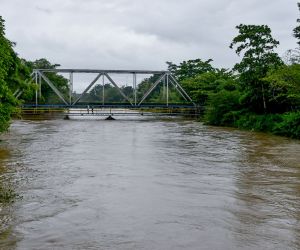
[19,69,199,118]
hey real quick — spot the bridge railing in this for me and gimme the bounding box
[17,104,202,118]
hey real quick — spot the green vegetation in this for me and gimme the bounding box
[0,16,35,132]
[0,2,300,139]
[0,17,23,132]
[229,24,283,113]
[25,58,70,104]
[168,3,300,139]
[0,185,18,203]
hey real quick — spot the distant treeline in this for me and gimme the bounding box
[0,2,300,138]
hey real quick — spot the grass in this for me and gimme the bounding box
[0,185,19,204]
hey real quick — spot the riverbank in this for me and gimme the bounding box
[203,110,300,139]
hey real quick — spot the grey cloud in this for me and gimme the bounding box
[1,0,299,71]
[35,6,52,14]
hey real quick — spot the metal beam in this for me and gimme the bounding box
[167,76,188,102]
[104,73,133,106]
[102,74,105,106]
[72,73,102,105]
[166,74,169,106]
[168,80,188,102]
[13,89,23,98]
[38,73,42,98]
[38,71,69,105]
[138,73,167,106]
[169,74,194,104]
[35,72,38,106]
[16,90,23,99]
[13,89,20,96]
[35,69,168,75]
[14,76,34,99]
[31,69,194,107]
[69,72,73,105]
[133,73,137,106]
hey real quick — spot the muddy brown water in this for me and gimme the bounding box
[0,117,300,250]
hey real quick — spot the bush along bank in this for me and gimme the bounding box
[204,107,300,139]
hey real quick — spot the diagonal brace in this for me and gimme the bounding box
[104,73,133,106]
[72,73,102,105]
[14,74,37,99]
[38,71,69,105]
[169,74,195,104]
[138,73,166,105]
[168,80,188,102]
[168,76,189,101]
[15,90,23,98]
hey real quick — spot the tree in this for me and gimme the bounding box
[166,59,215,82]
[25,58,69,104]
[181,69,238,105]
[282,48,300,65]
[230,24,283,113]
[263,64,300,112]
[204,89,242,126]
[0,16,33,132]
[293,2,300,46]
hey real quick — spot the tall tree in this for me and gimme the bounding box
[0,16,33,132]
[230,24,283,113]
[294,2,300,46]
[166,59,215,82]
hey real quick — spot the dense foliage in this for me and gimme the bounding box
[230,24,283,113]
[168,3,300,138]
[25,58,69,104]
[0,16,34,132]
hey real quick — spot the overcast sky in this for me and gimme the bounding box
[1,0,299,91]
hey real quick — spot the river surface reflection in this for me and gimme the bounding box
[0,118,300,249]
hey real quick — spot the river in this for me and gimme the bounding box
[0,117,300,249]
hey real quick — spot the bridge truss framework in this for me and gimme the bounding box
[31,69,195,107]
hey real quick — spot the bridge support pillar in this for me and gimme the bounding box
[105,115,115,120]
[133,73,137,106]
[166,73,169,107]
[102,74,105,106]
[69,72,73,105]
[35,71,38,107]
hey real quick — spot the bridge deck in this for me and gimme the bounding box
[22,104,197,109]
[19,104,201,118]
